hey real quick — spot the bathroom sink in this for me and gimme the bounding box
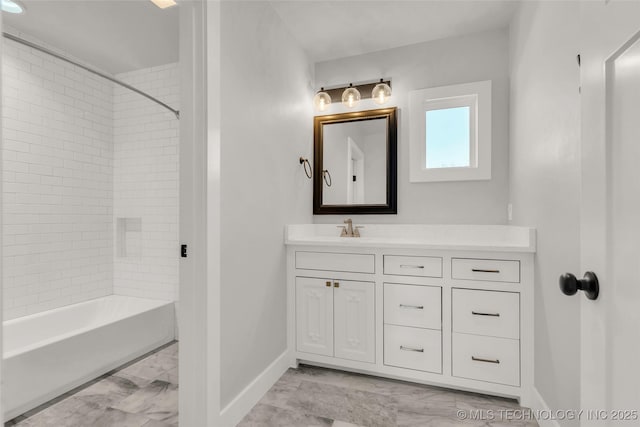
[285,224,536,252]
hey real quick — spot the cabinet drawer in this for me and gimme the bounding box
[296,251,375,274]
[384,255,442,278]
[384,325,442,373]
[453,289,519,339]
[384,283,441,329]
[452,333,520,386]
[451,258,520,283]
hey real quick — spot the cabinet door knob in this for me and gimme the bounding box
[326,281,332,287]
[334,282,340,288]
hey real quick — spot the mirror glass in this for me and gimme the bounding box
[322,118,387,205]
[313,107,397,215]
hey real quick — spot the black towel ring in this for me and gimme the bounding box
[322,170,332,187]
[299,157,312,179]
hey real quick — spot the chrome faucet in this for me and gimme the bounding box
[338,218,363,237]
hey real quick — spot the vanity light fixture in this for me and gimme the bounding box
[1,0,25,14]
[342,83,361,108]
[313,88,332,112]
[313,80,392,111]
[372,79,392,105]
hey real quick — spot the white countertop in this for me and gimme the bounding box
[285,224,536,253]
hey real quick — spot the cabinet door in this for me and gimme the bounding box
[296,277,334,356]
[334,280,375,363]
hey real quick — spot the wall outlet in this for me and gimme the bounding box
[507,203,513,221]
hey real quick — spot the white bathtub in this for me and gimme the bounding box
[2,295,175,421]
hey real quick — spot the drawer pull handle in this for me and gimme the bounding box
[471,356,500,364]
[472,311,500,317]
[471,268,501,273]
[400,264,425,269]
[400,345,424,353]
[399,304,424,310]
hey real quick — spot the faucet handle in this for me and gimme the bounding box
[336,226,348,237]
[354,226,364,237]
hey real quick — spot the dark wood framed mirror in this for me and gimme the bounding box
[313,107,397,215]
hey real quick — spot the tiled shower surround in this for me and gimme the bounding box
[1,38,114,320]
[113,64,180,302]
[1,37,179,320]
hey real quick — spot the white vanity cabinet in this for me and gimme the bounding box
[286,224,536,406]
[296,277,375,363]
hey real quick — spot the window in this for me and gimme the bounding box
[409,80,491,182]
[425,106,471,168]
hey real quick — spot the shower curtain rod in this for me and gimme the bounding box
[2,32,180,119]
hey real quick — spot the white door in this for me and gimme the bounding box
[580,2,640,423]
[295,277,334,357]
[333,280,375,363]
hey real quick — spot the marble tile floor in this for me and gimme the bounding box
[5,341,178,427]
[239,365,539,427]
[6,347,537,427]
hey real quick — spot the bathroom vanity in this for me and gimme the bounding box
[285,224,535,406]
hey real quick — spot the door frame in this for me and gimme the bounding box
[0,10,4,421]
[179,0,222,425]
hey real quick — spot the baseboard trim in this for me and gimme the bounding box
[219,350,290,427]
[530,387,561,427]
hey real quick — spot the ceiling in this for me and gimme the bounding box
[3,0,179,75]
[269,1,520,63]
[2,1,517,75]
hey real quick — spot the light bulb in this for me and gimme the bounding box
[341,84,361,108]
[372,79,392,105]
[313,88,332,112]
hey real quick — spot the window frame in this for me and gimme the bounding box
[409,80,492,182]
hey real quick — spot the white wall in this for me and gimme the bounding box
[509,2,581,423]
[219,1,313,408]
[314,29,510,224]
[2,38,114,320]
[113,63,180,302]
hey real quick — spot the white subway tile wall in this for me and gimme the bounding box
[2,40,114,320]
[113,63,179,302]
[1,37,179,320]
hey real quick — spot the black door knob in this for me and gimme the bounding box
[559,272,599,300]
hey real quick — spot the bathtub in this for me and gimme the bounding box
[3,295,175,421]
